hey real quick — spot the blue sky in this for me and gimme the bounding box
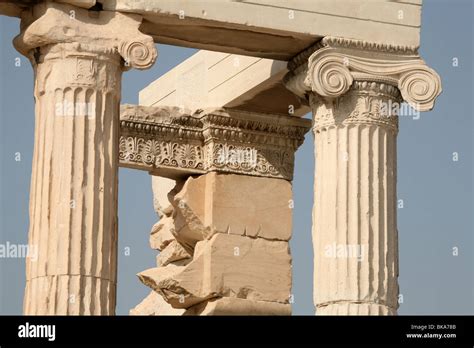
[0,0,472,315]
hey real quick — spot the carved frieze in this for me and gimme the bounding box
[119,105,311,180]
[310,81,401,133]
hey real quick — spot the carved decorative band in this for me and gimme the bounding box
[351,81,401,99]
[119,105,311,180]
[311,81,400,134]
[119,137,205,172]
[38,43,122,64]
[320,37,419,55]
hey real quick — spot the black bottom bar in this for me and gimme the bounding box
[0,315,473,346]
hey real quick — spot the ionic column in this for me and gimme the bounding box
[285,37,442,315]
[312,82,401,315]
[13,3,157,315]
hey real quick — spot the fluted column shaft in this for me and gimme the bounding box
[24,43,122,314]
[284,36,441,315]
[311,82,400,315]
[14,2,158,315]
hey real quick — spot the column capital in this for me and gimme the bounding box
[285,36,442,112]
[12,2,157,70]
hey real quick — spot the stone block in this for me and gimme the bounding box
[172,172,292,249]
[156,240,192,267]
[183,297,291,316]
[138,233,291,309]
[151,176,179,217]
[130,291,185,316]
[149,217,176,251]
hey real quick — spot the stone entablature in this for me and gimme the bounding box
[0,0,424,58]
[119,105,311,180]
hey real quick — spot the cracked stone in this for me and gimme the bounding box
[172,172,293,250]
[138,233,292,309]
[156,240,192,267]
[130,291,185,316]
[149,216,175,251]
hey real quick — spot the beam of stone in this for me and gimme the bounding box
[14,2,157,315]
[0,0,96,17]
[119,105,311,180]
[105,0,422,59]
[139,50,309,117]
[119,105,204,178]
[1,1,423,59]
[284,36,442,315]
[54,0,97,9]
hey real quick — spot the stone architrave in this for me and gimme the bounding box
[285,36,442,315]
[119,105,311,181]
[13,2,157,315]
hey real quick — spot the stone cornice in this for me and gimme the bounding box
[119,105,311,181]
[13,2,157,70]
[285,36,442,112]
[321,37,419,55]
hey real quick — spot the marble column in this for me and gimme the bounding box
[311,82,401,314]
[285,37,442,315]
[13,3,157,314]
